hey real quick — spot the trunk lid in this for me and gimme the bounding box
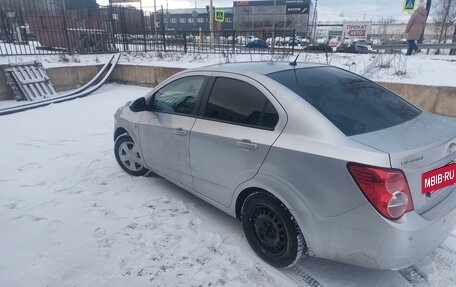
[351,112,456,214]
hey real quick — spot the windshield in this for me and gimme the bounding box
[267,67,421,136]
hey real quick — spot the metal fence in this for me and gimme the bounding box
[0,1,297,56]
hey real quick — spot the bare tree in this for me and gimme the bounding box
[433,0,456,54]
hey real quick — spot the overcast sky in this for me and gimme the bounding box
[95,0,416,23]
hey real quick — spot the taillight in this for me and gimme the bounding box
[347,163,414,220]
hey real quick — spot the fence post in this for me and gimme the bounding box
[140,6,146,51]
[232,30,235,53]
[292,30,295,55]
[160,6,166,51]
[183,31,187,54]
[60,0,72,54]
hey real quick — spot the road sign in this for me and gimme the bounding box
[215,10,224,22]
[403,0,417,12]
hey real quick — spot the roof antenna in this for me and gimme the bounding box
[289,50,301,66]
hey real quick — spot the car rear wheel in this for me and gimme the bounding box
[114,134,148,176]
[241,192,306,268]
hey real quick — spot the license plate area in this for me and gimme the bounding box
[422,163,456,195]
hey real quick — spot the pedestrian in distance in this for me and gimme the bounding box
[405,1,427,55]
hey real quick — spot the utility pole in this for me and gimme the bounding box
[312,0,318,44]
[209,0,214,49]
[419,0,432,44]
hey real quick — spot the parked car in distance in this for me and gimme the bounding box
[304,43,333,52]
[114,62,456,270]
[245,39,268,48]
[287,38,301,46]
[336,43,369,54]
[372,38,382,45]
[301,38,310,46]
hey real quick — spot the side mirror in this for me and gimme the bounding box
[129,97,148,112]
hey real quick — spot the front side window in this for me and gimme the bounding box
[203,77,279,129]
[151,76,205,116]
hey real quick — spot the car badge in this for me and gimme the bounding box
[448,143,456,154]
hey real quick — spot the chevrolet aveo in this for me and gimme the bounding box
[113,62,456,270]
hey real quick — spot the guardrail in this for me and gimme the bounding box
[372,43,456,50]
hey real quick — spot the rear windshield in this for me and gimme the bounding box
[267,67,421,136]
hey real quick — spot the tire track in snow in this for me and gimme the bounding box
[283,264,322,287]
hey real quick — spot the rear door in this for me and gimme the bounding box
[138,74,208,187]
[189,73,287,207]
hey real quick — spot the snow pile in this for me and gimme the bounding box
[0,84,296,287]
[1,84,456,287]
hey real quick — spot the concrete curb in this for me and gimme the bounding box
[1,64,455,117]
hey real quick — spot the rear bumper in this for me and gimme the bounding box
[297,189,456,270]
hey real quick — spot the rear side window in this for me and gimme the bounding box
[267,67,421,136]
[203,77,279,129]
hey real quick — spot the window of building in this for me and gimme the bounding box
[197,17,204,23]
[188,18,194,23]
[170,18,177,23]
[179,18,186,23]
[225,17,232,23]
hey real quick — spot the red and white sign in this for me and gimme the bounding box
[342,21,371,40]
[421,163,456,194]
[348,30,366,37]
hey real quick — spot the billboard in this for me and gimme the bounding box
[342,21,372,40]
[286,4,309,14]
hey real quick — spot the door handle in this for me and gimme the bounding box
[236,140,258,151]
[175,128,187,136]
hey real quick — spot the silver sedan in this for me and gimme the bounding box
[113,62,456,270]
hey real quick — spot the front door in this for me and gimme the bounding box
[139,75,207,187]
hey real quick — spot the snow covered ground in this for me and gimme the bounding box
[1,84,456,287]
[1,51,455,87]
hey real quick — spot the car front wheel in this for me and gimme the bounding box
[241,192,306,268]
[114,134,148,176]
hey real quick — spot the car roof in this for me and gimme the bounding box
[188,61,326,76]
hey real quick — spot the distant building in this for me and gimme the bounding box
[157,7,234,32]
[233,0,314,37]
[64,0,97,11]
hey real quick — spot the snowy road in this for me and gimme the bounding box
[1,84,455,287]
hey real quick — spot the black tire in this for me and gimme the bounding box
[114,134,148,176]
[241,192,306,268]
